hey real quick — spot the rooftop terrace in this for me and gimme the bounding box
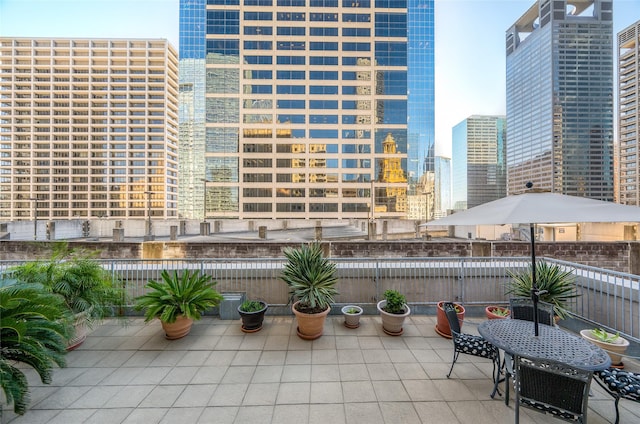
[3,315,640,424]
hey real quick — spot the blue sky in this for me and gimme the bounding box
[1,0,638,157]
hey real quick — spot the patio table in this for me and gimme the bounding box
[479,319,611,403]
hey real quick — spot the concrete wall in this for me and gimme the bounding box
[0,240,637,274]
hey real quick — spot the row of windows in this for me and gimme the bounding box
[207,0,406,7]
[242,188,372,197]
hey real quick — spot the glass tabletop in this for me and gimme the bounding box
[478,319,611,371]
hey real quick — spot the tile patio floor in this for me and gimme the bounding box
[3,315,640,424]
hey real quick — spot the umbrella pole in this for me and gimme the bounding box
[530,223,539,336]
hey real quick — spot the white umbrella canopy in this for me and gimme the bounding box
[423,192,640,227]
[423,191,640,336]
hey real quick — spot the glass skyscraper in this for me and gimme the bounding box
[452,116,507,210]
[178,0,434,219]
[506,0,614,200]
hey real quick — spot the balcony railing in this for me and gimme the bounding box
[1,256,638,344]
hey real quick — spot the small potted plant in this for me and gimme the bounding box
[377,289,410,335]
[580,327,630,367]
[341,305,363,329]
[237,299,268,333]
[485,305,510,320]
[134,269,223,340]
[280,242,338,340]
[435,301,465,338]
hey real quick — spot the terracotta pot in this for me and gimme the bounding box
[292,301,330,340]
[580,329,630,366]
[377,300,410,336]
[341,305,363,329]
[238,301,268,333]
[485,305,510,320]
[435,301,465,339]
[161,315,194,340]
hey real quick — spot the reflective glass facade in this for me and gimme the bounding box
[506,0,614,200]
[179,0,433,219]
[452,116,507,210]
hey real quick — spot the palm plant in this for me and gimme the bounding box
[0,283,70,416]
[9,242,124,324]
[280,242,338,314]
[506,261,580,319]
[134,269,223,323]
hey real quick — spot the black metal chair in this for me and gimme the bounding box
[594,367,640,424]
[509,297,555,326]
[502,298,556,405]
[514,355,592,424]
[443,302,500,393]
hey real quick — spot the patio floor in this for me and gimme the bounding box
[3,315,640,424]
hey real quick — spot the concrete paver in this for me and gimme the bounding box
[2,316,640,423]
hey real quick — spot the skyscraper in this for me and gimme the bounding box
[0,38,179,221]
[452,115,507,210]
[506,0,614,200]
[178,0,434,220]
[618,20,640,206]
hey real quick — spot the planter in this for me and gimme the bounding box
[292,300,330,340]
[238,301,268,333]
[580,329,630,367]
[485,305,510,320]
[161,315,194,340]
[341,305,363,329]
[435,301,465,339]
[377,300,410,336]
[67,310,90,351]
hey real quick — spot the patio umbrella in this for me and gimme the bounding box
[423,189,640,335]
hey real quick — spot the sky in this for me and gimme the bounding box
[1,0,639,158]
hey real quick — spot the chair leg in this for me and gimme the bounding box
[490,356,502,398]
[447,350,459,378]
[613,397,620,424]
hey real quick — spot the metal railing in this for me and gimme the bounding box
[1,256,638,344]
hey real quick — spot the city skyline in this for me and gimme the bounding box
[2,0,638,159]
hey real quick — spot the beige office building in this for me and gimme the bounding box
[619,21,640,206]
[0,38,179,221]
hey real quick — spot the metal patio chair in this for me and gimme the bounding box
[594,367,640,424]
[514,355,592,424]
[443,302,500,393]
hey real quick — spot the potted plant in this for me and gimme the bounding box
[8,242,125,350]
[485,305,510,320]
[580,328,630,367]
[341,305,363,329]
[377,289,411,336]
[134,269,223,340]
[435,301,465,338]
[280,242,338,340]
[1,283,70,416]
[237,300,268,333]
[506,261,579,320]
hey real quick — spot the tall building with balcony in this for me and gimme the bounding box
[452,115,507,210]
[506,0,614,199]
[0,38,179,220]
[619,20,640,206]
[178,0,433,220]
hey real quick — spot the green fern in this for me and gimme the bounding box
[280,243,339,312]
[1,284,70,416]
[134,269,223,323]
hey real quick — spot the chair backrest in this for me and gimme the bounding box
[443,302,462,335]
[509,297,555,326]
[515,355,591,421]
